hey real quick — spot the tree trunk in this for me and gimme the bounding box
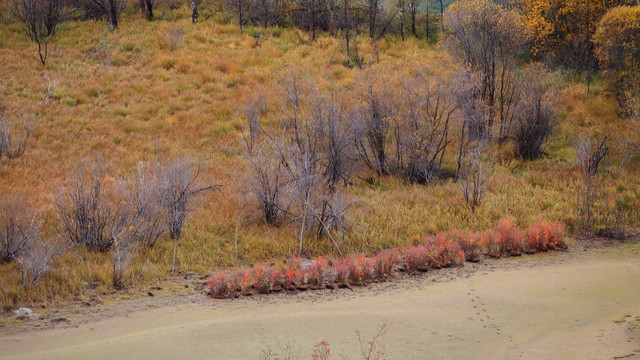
[263,0,268,28]
[238,0,243,32]
[191,0,198,24]
[369,0,378,38]
[411,1,417,38]
[439,0,444,31]
[344,0,350,67]
[108,1,118,30]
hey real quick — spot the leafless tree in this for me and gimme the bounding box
[18,239,61,288]
[0,114,32,162]
[0,195,41,263]
[243,76,355,252]
[460,141,492,212]
[111,225,138,288]
[352,78,395,177]
[12,0,64,65]
[156,157,218,272]
[117,162,168,247]
[393,73,459,183]
[453,69,488,178]
[54,158,112,252]
[511,65,557,160]
[444,0,529,138]
[575,134,609,234]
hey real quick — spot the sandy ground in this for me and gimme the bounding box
[1,245,640,359]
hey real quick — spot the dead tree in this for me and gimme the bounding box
[460,141,492,212]
[12,0,64,65]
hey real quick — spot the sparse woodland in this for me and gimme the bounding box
[0,0,640,308]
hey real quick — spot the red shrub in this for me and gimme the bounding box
[309,256,330,287]
[282,263,297,289]
[334,259,350,285]
[348,254,369,284]
[429,233,464,268]
[237,270,252,295]
[403,244,431,272]
[251,263,272,293]
[454,231,485,262]
[495,218,524,256]
[483,230,501,258]
[207,272,237,298]
[526,220,567,253]
[269,268,282,290]
[369,249,399,280]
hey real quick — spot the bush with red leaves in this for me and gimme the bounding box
[495,218,525,256]
[525,220,567,253]
[207,219,567,298]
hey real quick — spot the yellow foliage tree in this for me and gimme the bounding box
[592,5,640,115]
[517,0,629,69]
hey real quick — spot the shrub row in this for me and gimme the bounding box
[207,219,567,298]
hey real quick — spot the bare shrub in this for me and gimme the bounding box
[352,78,395,176]
[460,142,492,212]
[0,195,41,263]
[0,114,32,161]
[18,239,60,288]
[117,162,167,247]
[244,141,292,226]
[243,76,355,252]
[54,158,112,252]
[111,226,138,288]
[11,0,64,65]
[511,65,557,160]
[577,134,609,177]
[444,0,530,138]
[39,74,59,105]
[356,323,389,360]
[575,134,610,235]
[393,73,460,183]
[165,25,185,51]
[156,157,218,272]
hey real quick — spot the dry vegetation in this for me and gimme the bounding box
[0,1,639,310]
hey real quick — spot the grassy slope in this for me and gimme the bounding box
[0,10,638,307]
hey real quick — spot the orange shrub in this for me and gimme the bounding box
[525,220,567,253]
[454,231,485,262]
[495,218,525,256]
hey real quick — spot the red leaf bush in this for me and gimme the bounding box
[525,220,567,253]
[207,219,567,298]
[454,231,485,262]
[495,219,524,257]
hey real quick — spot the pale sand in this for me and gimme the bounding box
[1,247,639,359]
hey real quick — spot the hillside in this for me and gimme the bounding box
[0,3,639,308]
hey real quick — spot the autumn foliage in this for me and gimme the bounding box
[207,219,567,298]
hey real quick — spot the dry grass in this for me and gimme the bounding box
[0,11,639,309]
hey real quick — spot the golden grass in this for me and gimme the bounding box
[0,12,639,308]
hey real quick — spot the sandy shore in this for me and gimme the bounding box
[1,244,640,359]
